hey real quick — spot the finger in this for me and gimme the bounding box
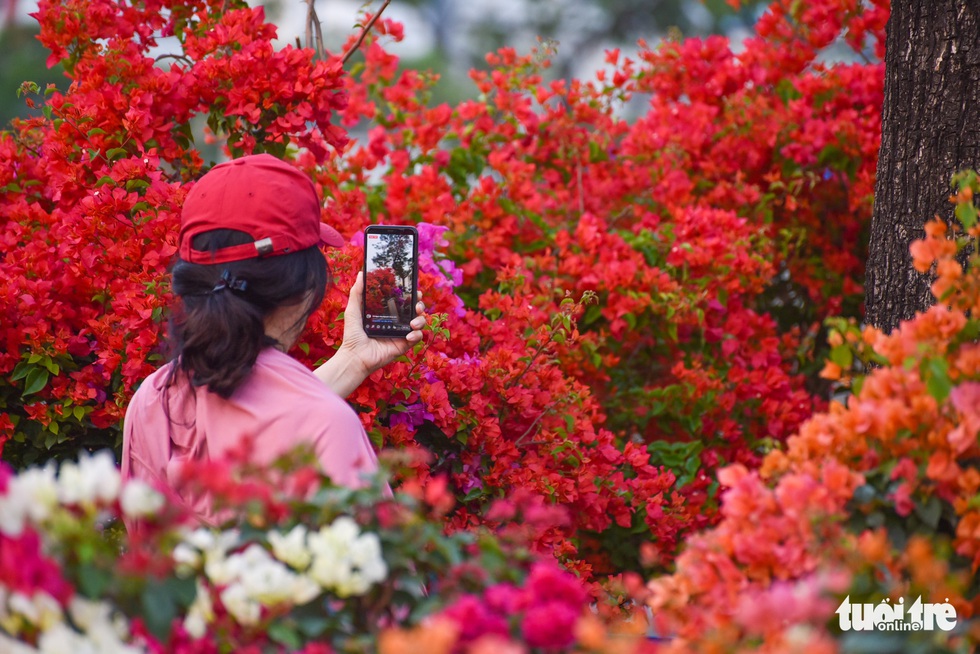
[406,330,423,344]
[409,315,426,330]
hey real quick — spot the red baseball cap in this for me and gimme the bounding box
[178,154,345,265]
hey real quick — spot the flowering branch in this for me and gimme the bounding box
[341,0,392,65]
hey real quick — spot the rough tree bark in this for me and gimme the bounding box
[865,1,980,332]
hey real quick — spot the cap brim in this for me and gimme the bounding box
[319,223,346,248]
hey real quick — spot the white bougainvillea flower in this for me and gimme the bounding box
[268,524,312,570]
[351,532,388,585]
[209,543,267,587]
[65,597,139,654]
[67,597,112,633]
[306,517,387,597]
[8,591,63,632]
[0,631,37,654]
[37,620,144,654]
[0,463,58,535]
[119,480,164,519]
[184,529,239,585]
[307,555,344,591]
[183,580,214,640]
[36,623,84,654]
[13,465,58,522]
[0,500,25,536]
[213,544,319,608]
[240,557,320,606]
[57,451,121,506]
[219,583,260,627]
[182,527,219,551]
[172,543,202,577]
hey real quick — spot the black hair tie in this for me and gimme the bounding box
[212,269,248,294]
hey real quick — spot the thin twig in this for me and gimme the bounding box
[154,53,193,66]
[303,0,327,60]
[514,401,558,446]
[510,333,554,389]
[304,0,314,54]
[341,0,392,65]
[311,2,325,60]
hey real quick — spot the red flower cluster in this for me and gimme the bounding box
[365,267,397,314]
[1,0,345,453]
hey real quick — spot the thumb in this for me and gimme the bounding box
[346,271,364,330]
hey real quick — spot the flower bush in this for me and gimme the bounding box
[641,175,980,652]
[0,445,654,653]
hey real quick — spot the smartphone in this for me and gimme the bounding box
[362,225,420,338]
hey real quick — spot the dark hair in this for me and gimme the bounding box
[167,229,329,399]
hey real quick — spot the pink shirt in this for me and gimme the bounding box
[122,348,377,521]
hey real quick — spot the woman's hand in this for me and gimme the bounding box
[314,272,426,397]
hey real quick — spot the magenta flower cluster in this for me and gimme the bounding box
[438,562,589,650]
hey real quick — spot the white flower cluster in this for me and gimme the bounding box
[0,453,165,652]
[302,518,388,598]
[0,451,164,536]
[0,590,144,654]
[175,517,388,633]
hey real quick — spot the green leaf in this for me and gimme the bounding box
[588,141,608,163]
[829,344,853,369]
[924,358,952,402]
[915,495,943,531]
[22,368,49,396]
[268,623,303,650]
[86,127,106,138]
[77,563,112,597]
[296,614,330,638]
[851,375,865,396]
[955,200,978,229]
[164,576,198,606]
[140,583,177,640]
[73,406,86,421]
[583,303,603,326]
[10,362,31,381]
[106,147,128,160]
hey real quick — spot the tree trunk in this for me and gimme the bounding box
[865,1,980,332]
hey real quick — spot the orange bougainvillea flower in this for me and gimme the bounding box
[819,361,842,381]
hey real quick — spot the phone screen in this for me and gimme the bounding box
[363,226,419,338]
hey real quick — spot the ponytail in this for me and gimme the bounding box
[167,229,328,399]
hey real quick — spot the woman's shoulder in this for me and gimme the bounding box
[127,361,179,407]
[249,349,359,414]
